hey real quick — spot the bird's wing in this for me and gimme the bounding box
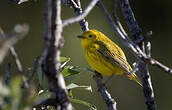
[95,41,131,73]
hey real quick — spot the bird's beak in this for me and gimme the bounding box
[77,35,85,39]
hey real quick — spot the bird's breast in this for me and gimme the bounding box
[83,47,124,76]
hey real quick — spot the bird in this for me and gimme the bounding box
[77,29,142,86]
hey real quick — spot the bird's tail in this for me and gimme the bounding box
[127,64,142,86]
[127,73,142,87]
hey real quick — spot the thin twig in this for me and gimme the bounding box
[93,72,117,110]
[0,28,22,71]
[28,46,48,83]
[146,42,151,58]
[9,25,29,88]
[5,63,11,85]
[112,1,128,37]
[28,56,41,82]
[62,0,99,28]
[97,0,145,65]
[10,0,32,4]
[10,47,23,72]
[70,0,89,31]
[97,0,137,51]
[69,0,80,9]
[0,25,29,88]
[0,24,29,64]
[147,58,172,74]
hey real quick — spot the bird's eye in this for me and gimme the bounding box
[89,35,93,38]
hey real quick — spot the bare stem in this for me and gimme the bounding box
[10,0,32,4]
[5,63,11,85]
[62,0,99,29]
[70,0,89,32]
[120,0,144,44]
[42,0,73,109]
[10,47,23,72]
[119,0,156,110]
[93,72,117,110]
[0,25,29,88]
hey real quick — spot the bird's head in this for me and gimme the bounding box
[77,29,100,47]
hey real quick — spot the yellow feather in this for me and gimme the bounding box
[78,29,142,86]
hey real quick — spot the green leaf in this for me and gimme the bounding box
[10,76,22,99]
[65,66,94,73]
[60,57,70,63]
[67,83,92,92]
[62,66,80,77]
[9,76,22,110]
[70,98,97,110]
[68,89,73,98]
[60,57,70,68]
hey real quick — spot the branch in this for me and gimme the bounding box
[120,0,144,44]
[138,60,156,110]
[0,24,29,64]
[5,63,11,85]
[69,0,89,32]
[97,1,158,110]
[97,0,138,53]
[0,26,23,72]
[119,1,157,109]
[63,0,118,110]
[42,0,73,109]
[28,56,41,82]
[10,0,32,4]
[10,47,23,72]
[140,57,172,74]
[139,42,156,110]
[97,0,147,61]
[28,44,51,83]
[62,0,99,28]
[119,0,156,110]
[0,24,29,88]
[93,72,117,110]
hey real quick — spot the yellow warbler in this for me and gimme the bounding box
[78,29,142,86]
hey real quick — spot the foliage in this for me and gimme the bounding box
[0,57,96,110]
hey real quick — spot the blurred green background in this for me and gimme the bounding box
[0,0,172,110]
